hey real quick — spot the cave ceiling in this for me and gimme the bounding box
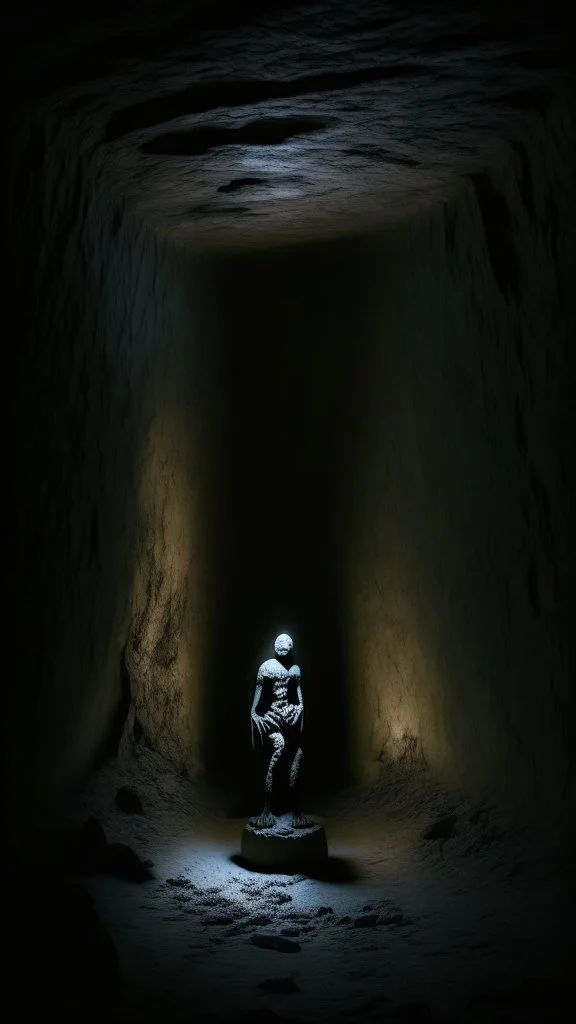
[7,0,569,251]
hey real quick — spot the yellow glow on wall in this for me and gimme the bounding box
[126,407,206,775]
[345,532,450,784]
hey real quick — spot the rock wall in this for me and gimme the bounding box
[344,87,576,816]
[8,107,219,846]
[7,72,574,842]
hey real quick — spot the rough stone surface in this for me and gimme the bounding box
[6,2,571,251]
[8,106,221,845]
[343,85,576,815]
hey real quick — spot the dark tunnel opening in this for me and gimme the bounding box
[201,239,380,807]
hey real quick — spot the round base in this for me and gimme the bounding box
[241,814,328,870]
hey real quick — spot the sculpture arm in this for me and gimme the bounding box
[295,684,304,732]
[251,682,263,749]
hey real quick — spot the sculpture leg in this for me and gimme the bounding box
[250,731,284,829]
[289,745,314,828]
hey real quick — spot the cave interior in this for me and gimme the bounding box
[6,2,575,1022]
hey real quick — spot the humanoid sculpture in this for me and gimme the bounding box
[250,633,314,830]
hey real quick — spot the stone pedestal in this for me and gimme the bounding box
[241,814,328,870]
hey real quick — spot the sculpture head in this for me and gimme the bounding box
[274,633,293,658]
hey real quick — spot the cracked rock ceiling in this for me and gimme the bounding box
[7,0,570,251]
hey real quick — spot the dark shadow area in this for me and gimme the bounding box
[230,853,361,882]
[493,87,552,115]
[185,201,255,219]
[200,236,383,810]
[8,877,122,1023]
[343,143,422,166]
[140,117,329,156]
[11,2,317,101]
[217,176,268,193]
[104,64,431,141]
[93,645,132,768]
[469,170,521,297]
[60,816,155,882]
[467,972,574,1023]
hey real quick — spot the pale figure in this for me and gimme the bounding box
[250,633,313,829]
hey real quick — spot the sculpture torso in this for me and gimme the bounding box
[258,658,301,726]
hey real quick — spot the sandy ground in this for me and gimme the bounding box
[73,749,573,1023]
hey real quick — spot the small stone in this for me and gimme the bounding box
[316,906,333,916]
[250,933,301,953]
